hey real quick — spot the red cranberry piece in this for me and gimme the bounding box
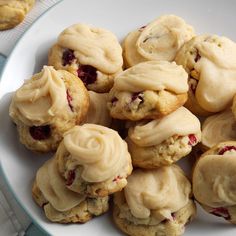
[112,175,122,182]
[77,65,97,86]
[218,146,236,155]
[188,134,197,146]
[29,125,51,140]
[66,90,73,111]
[210,207,230,220]
[66,170,76,186]
[194,49,201,62]
[131,92,144,103]
[62,49,75,66]
[111,97,118,105]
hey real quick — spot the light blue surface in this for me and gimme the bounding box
[0,54,45,236]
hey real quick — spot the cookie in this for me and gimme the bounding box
[56,124,133,197]
[192,141,236,224]
[123,15,195,68]
[113,166,196,236]
[83,91,112,127]
[9,66,89,152]
[126,107,201,168]
[108,61,188,121]
[32,157,109,223]
[0,0,35,30]
[201,109,236,150]
[175,34,236,116]
[48,23,123,92]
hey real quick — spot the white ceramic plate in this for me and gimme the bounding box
[1,0,236,235]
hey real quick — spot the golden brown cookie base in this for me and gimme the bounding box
[32,181,109,223]
[0,0,35,30]
[113,192,196,236]
[108,89,188,121]
[126,133,200,168]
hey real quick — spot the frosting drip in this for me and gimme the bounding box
[193,153,236,207]
[113,61,188,93]
[63,124,131,182]
[124,166,191,221]
[128,107,200,147]
[36,157,84,212]
[58,23,123,74]
[10,66,69,125]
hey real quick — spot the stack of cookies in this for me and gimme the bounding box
[8,13,236,236]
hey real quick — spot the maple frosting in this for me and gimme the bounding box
[191,35,236,112]
[58,23,123,74]
[202,110,236,148]
[113,61,188,93]
[84,91,111,126]
[137,15,194,61]
[63,124,131,183]
[193,152,236,207]
[124,166,191,221]
[9,66,69,126]
[128,107,200,147]
[36,157,84,212]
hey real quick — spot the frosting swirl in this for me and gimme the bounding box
[193,152,236,207]
[63,124,131,182]
[128,107,201,147]
[36,157,84,212]
[84,91,112,127]
[58,23,123,74]
[9,66,69,125]
[202,110,236,148]
[124,166,191,221]
[113,61,188,93]
[137,15,194,61]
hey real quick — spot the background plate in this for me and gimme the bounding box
[0,0,236,235]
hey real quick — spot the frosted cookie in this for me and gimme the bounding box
[175,35,236,116]
[83,91,112,127]
[9,66,89,152]
[0,0,35,30]
[192,141,236,224]
[123,15,195,68]
[201,109,236,150]
[32,157,109,223]
[108,61,188,121]
[48,23,123,92]
[113,166,196,236]
[56,124,132,197]
[126,107,201,168]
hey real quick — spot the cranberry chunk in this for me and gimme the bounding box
[29,125,51,140]
[111,97,118,106]
[218,146,236,155]
[66,170,76,186]
[66,90,73,111]
[62,49,75,66]
[77,65,97,86]
[210,207,230,220]
[188,134,197,146]
[131,92,144,103]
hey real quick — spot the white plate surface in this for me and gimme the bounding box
[0,0,236,235]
